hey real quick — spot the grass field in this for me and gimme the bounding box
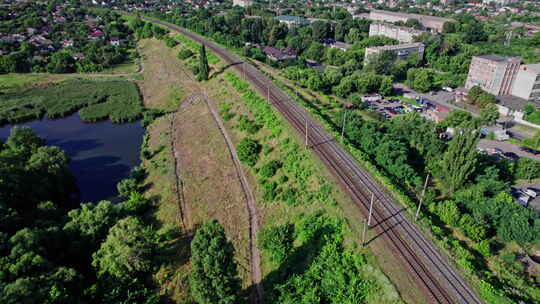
[137,37,254,300]
[212,72,405,303]
[0,78,143,124]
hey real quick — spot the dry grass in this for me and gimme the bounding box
[138,38,197,111]
[139,38,254,300]
[172,99,252,289]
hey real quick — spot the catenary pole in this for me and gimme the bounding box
[415,174,430,221]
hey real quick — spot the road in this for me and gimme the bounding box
[144,17,484,304]
[478,139,540,161]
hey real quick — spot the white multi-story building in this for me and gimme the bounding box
[482,0,516,5]
[511,64,540,104]
[233,0,252,7]
[364,42,425,64]
[369,9,454,33]
[465,55,521,96]
[369,22,427,43]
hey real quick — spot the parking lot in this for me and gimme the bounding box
[477,139,540,161]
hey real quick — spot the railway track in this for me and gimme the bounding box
[144,17,484,304]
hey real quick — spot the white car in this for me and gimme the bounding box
[442,86,454,92]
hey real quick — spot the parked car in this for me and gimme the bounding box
[442,86,454,92]
[503,152,519,160]
[520,146,540,154]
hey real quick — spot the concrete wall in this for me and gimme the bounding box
[512,66,537,101]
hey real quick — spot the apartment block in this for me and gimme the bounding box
[465,55,521,96]
[369,22,427,43]
[233,0,252,7]
[369,9,454,33]
[364,42,425,64]
[511,63,540,104]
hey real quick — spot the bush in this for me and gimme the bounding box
[236,138,261,167]
[261,181,278,201]
[178,48,193,60]
[236,115,260,134]
[259,160,282,179]
[117,178,139,198]
[257,224,294,264]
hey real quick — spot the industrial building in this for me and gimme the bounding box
[464,55,521,96]
[369,22,427,43]
[368,9,453,33]
[511,63,540,104]
[364,42,425,64]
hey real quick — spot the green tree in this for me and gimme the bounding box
[190,220,241,304]
[64,200,122,241]
[476,92,496,108]
[379,76,393,96]
[479,104,499,125]
[47,51,75,73]
[439,128,479,193]
[467,86,484,103]
[198,44,210,81]
[436,201,461,226]
[442,110,473,128]
[410,69,435,93]
[304,42,325,62]
[442,21,457,33]
[92,217,155,280]
[117,178,139,198]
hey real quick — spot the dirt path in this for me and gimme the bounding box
[201,90,264,303]
[169,62,264,302]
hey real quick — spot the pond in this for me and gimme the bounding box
[0,114,145,203]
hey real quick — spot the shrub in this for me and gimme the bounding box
[259,160,282,179]
[236,138,261,167]
[281,187,297,205]
[257,224,294,264]
[261,181,278,201]
[117,178,139,198]
[236,115,260,134]
[178,48,193,60]
[436,201,460,227]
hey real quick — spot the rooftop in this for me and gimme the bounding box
[370,9,453,23]
[476,54,521,62]
[497,95,531,111]
[367,42,424,51]
[523,63,540,74]
[275,15,309,23]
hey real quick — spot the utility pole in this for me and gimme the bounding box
[415,174,430,221]
[305,118,309,148]
[368,192,374,227]
[362,219,367,247]
[242,61,245,80]
[340,110,348,143]
[267,86,270,104]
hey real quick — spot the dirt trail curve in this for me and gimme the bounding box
[142,17,484,304]
[202,91,265,304]
[167,47,264,303]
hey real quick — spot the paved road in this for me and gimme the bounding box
[478,139,540,161]
[144,17,484,304]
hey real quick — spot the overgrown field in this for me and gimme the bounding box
[219,72,402,303]
[0,79,143,124]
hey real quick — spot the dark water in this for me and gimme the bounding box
[0,115,145,203]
